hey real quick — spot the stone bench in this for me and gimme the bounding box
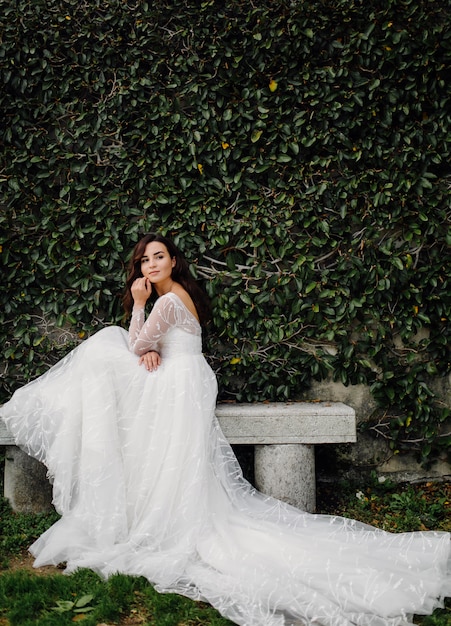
[0,401,356,514]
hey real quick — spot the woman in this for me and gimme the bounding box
[1,233,450,626]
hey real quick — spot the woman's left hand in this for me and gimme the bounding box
[139,351,161,372]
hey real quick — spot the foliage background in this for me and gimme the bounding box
[1,0,450,462]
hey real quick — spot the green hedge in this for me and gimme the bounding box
[1,0,450,462]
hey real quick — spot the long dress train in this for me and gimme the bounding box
[1,292,450,626]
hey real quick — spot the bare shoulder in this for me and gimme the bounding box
[170,285,200,322]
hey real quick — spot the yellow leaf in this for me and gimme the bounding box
[230,357,241,365]
[251,130,263,143]
[269,79,278,92]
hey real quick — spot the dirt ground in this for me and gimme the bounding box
[6,550,62,576]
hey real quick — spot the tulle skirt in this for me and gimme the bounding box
[1,326,450,626]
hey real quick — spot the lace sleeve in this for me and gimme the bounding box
[128,296,178,356]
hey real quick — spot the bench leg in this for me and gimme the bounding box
[3,443,317,514]
[4,446,53,513]
[254,444,316,513]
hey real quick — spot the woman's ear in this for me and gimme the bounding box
[171,257,176,268]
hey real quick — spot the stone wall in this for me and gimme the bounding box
[303,375,451,485]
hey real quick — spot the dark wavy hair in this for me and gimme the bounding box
[123,233,211,326]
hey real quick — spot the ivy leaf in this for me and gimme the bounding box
[251,130,263,143]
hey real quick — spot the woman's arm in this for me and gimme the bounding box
[128,295,177,356]
[128,305,161,370]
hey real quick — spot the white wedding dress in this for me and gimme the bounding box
[1,292,450,626]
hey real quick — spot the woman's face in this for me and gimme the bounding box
[140,241,176,286]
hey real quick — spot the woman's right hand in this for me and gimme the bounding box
[131,277,152,307]
[139,350,161,372]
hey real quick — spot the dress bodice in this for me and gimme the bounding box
[128,292,202,359]
[158,326,202,359]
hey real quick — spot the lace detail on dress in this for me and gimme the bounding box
[128,293,200,356]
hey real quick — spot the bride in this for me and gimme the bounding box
[1,233,450,626]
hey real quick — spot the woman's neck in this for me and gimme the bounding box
[154,279,174,297]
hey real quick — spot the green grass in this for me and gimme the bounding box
[0,567,233,625]
[1,478,451,625]
[316,473,451,534]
